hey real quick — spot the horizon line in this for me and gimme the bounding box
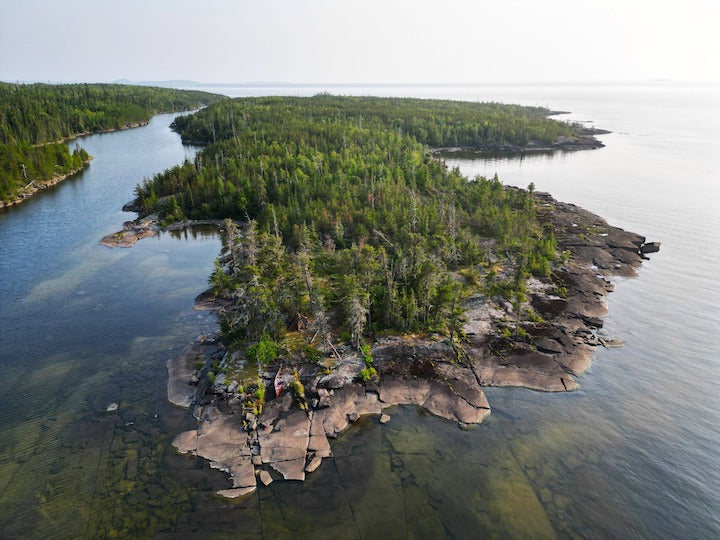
[3,78,719,88]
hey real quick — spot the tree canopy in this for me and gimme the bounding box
[136,95,566,355]
[0,82,225,203]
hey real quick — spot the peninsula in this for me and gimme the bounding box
[111,96,658,496]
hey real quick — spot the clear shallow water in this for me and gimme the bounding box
[1,86,719,538]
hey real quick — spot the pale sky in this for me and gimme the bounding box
[1,0,718,84]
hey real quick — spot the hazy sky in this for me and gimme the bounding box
[1,0,718,84]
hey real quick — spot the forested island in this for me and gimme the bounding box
[0,82,224,206]
[107,95,657,496]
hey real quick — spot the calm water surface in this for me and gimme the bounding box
[1,86,718,538]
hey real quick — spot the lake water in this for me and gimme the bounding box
[1,85,718,538]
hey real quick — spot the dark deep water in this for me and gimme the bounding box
[0,85,718,538]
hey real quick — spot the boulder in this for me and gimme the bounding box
[535,338,564,355]
[640,242,661,254]
[258,470,273,486]
[422,383,490,424]
[305,455,323,473]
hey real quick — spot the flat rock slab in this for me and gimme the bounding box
[472,350,578,392]
[259,408,310,481]
[167,343,206,408]
[99,218,158,248]
[318,357,364,389]
[174,406,256,491]
[378,377,432,407]
[173,430,199,454]
[317,385,383,437]
[379,376,491,424]
[434,363,490,410]
[423,384,490,424]
[308,411,333,457]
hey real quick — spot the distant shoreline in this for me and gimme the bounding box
[0,120,151,210]
[0,158,92,209]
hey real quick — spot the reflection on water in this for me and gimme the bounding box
[438,148,560,164]
[1,86,719,538]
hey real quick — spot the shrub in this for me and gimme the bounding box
[360,366,378,381]
[248,333,278,365]
[290,369,308,411]
[253,379,266,415]
[304,345,322,363]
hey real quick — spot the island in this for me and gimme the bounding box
[109,95,659,497]
[0,82,225,207]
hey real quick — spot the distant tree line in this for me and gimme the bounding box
[0,82,225,203]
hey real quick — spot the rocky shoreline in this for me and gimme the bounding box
[99,214,224,248]
[0,120,153,211]
[166,191,659,498]
[431,126,609,156]
[0,159,92,209]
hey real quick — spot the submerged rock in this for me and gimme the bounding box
[166,343,207,408]
[216,487,255,498]
[305,455,323,473]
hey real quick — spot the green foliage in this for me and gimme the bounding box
[359,343,378,382]
[247,333,279,366]
[526,308,545,323]
[290,369,308,411]
[253,381,265,401]
[360,366,378,382]
[0,81,224,203]
[526,233,557,277]
[360,344,373,364]
[0,82,225,146]
[0,142,89,202]
[167,95,579,150]
[303,345,322,363]
[209,258,233,293]
[141,96,564,350]
[252,379,266,415]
